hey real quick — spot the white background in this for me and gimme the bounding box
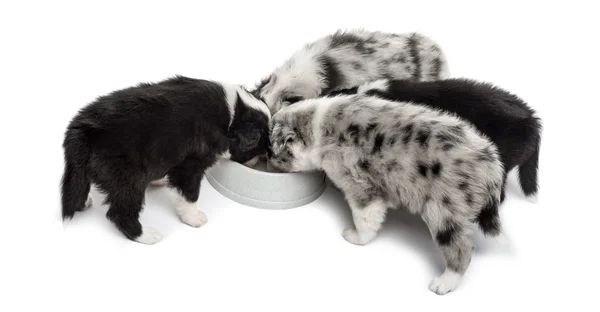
[1,0,598,311]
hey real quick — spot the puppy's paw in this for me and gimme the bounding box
[135,227,163,245]
[428,271,462,295]
[342,227,364,245]
[180,208,207,228]
[150,176,169,187]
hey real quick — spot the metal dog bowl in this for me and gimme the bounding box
[206,159,326,209]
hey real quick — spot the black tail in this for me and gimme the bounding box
[476,195,501,237]
[518,117,542,197]
[61,127,92,220]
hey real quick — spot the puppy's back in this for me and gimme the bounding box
[66,76,232,170]
[318,95,503,216]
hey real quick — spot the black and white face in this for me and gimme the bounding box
[227,88,272,166]
[253,57,325,116]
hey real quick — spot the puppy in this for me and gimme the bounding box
[61,76,271,244]
[253,29,449,115]
[326,78,542,201]
[268,95,505,295]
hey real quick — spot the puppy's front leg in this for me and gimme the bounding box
[165,156,212,228]
[342,198,387,245]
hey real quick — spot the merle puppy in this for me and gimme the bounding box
[326,78,542,201]
[268,95,505,295]
[61,76,271,244]
[253,29,449,115]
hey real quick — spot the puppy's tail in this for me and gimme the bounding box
[518,116,542,199]
[476,192,502,238]
[61,126,92,220]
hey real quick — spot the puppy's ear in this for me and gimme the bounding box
[270,123,296,155]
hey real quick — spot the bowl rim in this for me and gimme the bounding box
[217,158,316,178]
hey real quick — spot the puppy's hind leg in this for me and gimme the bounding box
[422,201,473,295]
[342,198,388,246]
[103,183,162,245]
[166,155,215,228]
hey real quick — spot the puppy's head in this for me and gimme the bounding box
[228,88,271,166]
[253,52,327,116]
[267,103,317,173]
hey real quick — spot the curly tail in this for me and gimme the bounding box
[61,127,92,220]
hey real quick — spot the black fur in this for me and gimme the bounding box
[320,55,344,94]
[477,197,501,236]
[60,76,270,242]
[345,78,542,200]
[431,161,442,177]
[436,221,457,246]
[407,34,422,80]
[372,133,384,154]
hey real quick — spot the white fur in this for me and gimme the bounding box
[262,42,329,115]
[429,270,462,295]
[237,86,271,120]
[221,83,271,125]
[84,196,93,209]
[135,227,163,245]
[357,79,389,94]
[177,202,207,228]
[166,186,208,228]
[343,199,387,245]
[150,176,169,187]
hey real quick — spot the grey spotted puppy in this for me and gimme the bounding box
[268,95,505,295]
[253,29,449,115]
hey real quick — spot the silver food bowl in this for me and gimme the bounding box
[206,158,326,209]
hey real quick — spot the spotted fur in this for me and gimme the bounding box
[253,29,449,115]
[328,78,542,201]
[269,94,504,295]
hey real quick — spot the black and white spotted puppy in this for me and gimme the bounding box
[253,29,449,115]
[61,76,271,244]
[326,78,542,202]
[268,95,505,295]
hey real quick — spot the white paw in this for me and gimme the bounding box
[135,227,163,245]
[84,196,93,210]
[428,271,462,295]
[342,227,364,245]
[180,208,207,228]
[150,176,169,187]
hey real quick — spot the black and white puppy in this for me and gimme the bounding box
[326,78,542,202]
[268,95,505,295]
[253,29,449,115]
[61,76,271,244]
